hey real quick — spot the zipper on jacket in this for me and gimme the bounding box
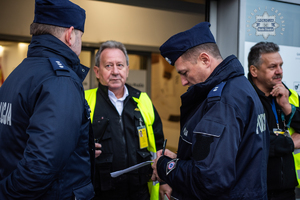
[119,115,128,166]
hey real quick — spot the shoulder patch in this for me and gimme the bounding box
[207,81,227,98]
[49,57,70,76]
[166,158,179,175]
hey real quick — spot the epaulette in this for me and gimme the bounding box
[49,57,70,77]
[207,81,227,102]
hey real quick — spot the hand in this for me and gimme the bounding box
[151,149,177,183]
[95,143,102,158]
[151,154,162,182]
[291,132,300,149]
[270,84,291,115]
[157,149,177,159]
[159,184,172,200]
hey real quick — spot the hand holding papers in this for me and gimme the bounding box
[110,160,153,178]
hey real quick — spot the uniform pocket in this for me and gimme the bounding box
[93,117,110,142]
[192,119,225,164]
[137,149,151,161]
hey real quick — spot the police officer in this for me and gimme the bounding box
[151,22,269,199]
[85,40,169,200]
[0,0,94,199]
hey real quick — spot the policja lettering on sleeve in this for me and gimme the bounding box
[0,102,12,126]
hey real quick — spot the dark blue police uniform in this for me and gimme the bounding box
[0,34,94,199]
[156,22,269,200]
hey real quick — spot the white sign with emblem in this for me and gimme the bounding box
[126,69,147,92]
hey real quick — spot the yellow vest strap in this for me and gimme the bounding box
[288,89,300,188]
[84,88,98,123]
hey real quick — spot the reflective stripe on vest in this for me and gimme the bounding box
[85,88,97,123]
[85,88,160,200]
[132,93,159,200]
[288,89,300,187]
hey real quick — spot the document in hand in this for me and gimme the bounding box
[110,160,153,178]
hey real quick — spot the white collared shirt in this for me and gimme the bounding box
[108,86,129,116]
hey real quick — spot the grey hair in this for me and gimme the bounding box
[95,40,129,67]
[248,42,279,70]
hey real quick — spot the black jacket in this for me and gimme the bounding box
[92,82,164,199]
[0,34,94,199]
[248,74,300,191]
[158,55,269,199]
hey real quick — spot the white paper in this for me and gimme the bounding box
[110,160,153,178]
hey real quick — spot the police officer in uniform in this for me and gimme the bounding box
[0,0,94,199]
[151,22,269,199]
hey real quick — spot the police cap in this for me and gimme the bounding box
[159,22,216,66]
[33,0,86,32]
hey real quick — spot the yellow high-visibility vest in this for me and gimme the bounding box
[85,88,160,199]
[288,89,300,188]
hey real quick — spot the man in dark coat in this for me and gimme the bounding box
[248,41,300,200]
[0,0,94,199]
[151,22,269,200]
[85,40,168,200]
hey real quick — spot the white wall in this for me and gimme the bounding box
[0,0,205,48]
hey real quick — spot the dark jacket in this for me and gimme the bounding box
[0,34,94,200]
[92,83,164,199]
[157,55,269,200]
[248,74,300,191]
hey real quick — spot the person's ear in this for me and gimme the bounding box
[198,52,210,67]
[249,65,258,77]
[65,26,75,46]
[93,66,100,79]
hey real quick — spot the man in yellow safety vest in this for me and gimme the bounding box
[85,40,171,200]
[248,41,300,200]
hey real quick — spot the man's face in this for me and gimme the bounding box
[253,52,283,93]
[174,56,210,86]
[94,48,129,93]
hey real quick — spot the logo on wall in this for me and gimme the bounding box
[293,82,300,94]
[247,7,285,40]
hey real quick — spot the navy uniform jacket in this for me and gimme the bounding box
[0,34,94,199]
[157,55,269,200]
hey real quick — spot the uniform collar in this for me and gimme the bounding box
[28,34,89,82]
[98,82,141,99]
[108,85,129,101]
[181,55,243,103]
